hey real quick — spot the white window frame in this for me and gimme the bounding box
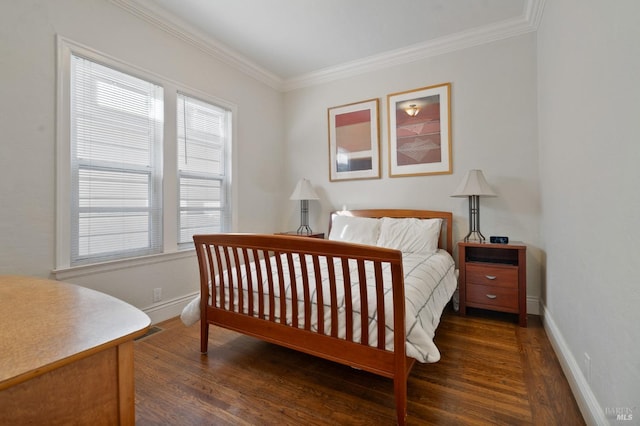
[70,53,164,265]
[177,93,232,248]
[56,37,235,272]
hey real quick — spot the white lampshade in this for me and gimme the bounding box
[451,169,496,197]
[289,178,319,200]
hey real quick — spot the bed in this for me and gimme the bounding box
[182,209,457,425]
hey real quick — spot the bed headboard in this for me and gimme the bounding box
[329,209,454,255]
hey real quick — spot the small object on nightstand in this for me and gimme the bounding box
[490,236,509,244]
[458,241,527,327]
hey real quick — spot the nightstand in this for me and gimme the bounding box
[276,231,325,239]
[458,241,527,327]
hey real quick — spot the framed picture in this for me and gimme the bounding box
[328,98,380,181]
[387,82,452,177]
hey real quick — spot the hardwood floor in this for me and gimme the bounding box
[134,308,584,425]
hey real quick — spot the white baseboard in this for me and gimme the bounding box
[540,302,607,426]
[527,296,540,315]
[142,291,198,325]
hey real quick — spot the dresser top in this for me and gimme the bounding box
[0,275,150,389]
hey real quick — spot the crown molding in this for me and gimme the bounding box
[284,0,542,91]
[525,0,546,29]
[111,0,543,93]
[109,0,284,91]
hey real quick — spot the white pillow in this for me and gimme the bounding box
[328,215,381,246]
[376,217,442,254]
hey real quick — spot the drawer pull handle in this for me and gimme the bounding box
[485,275,497,280]
[486,294,497,299]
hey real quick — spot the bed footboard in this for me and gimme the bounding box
[193,233,411,424]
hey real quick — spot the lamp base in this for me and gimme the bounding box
[295,225,313,235]
[296,200,313,235]
[463,230,486,243]
[464,195,486,243]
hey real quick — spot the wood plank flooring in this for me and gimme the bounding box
[134,308,584,425]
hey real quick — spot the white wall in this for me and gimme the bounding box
[537,0,640,423]
[6,1,637,417]
[284,34,542,305]
[0,0,285,321]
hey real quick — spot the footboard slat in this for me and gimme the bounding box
[205,245,215,309]
[299,254,311,330]
[223,247,235,311]
[252,249,265,319]
[286,253,299,328]
[312,255,324,335]
[326,256,339,338]
[341,258,354,342]
[213,246,225,309]
[264,251,276,322]
[375,262,385,350]
[232,247,243,314]
[274,252,287,325]
[357,259,369,345]
[242,248,254,316]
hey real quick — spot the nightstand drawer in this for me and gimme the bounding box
[466,263,518,288]
[466,284,519,312]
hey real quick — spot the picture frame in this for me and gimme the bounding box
[328,98,380,181]
[387,82,452,177]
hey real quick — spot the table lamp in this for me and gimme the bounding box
[451,169,496,242]
[290,178,319,234]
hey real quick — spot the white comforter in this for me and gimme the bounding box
[181,249,456,363]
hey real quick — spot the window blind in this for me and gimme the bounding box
[70,54,163,264]
[177,93,228,245]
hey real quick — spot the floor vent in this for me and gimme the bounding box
[135,326,164,341]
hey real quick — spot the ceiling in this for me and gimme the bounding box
[115,0,543,90]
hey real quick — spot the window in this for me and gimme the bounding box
[70,55,163,265]
[57,38,234,270]
[177,94,230,246]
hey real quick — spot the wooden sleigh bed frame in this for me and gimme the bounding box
[193,209,453,425]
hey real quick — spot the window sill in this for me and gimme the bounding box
[52,249,196,281]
